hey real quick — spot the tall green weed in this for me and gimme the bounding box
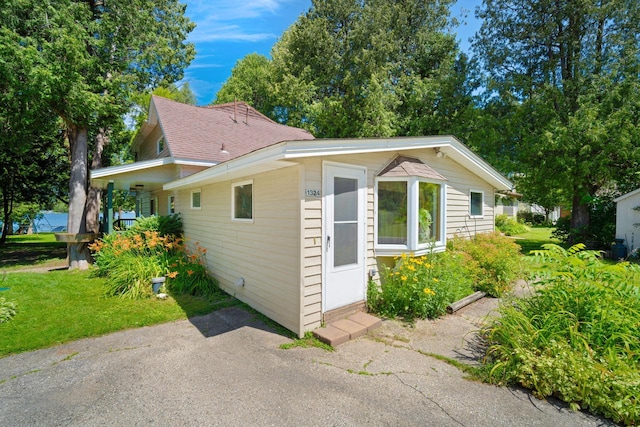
[449,232,523,296]
[0,297,17,323]
[482,244,640,425]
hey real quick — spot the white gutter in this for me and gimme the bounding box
[90,157,176,179]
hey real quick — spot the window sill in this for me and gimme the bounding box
[375,244,446,258]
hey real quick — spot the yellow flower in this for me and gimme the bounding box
[423,288,435,296]
[407,265,416,271]
[433,278,439,282]
[401,275,407,281]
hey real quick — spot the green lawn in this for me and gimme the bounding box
[0,270,233,358]
[510,226,561,255]
[0,233,67,270]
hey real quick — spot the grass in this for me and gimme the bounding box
[0,233,67,270]
[509,226,561,255]
[0,269,231,357]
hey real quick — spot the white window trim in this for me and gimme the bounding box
[469,189,485,218]
[168,195,175,215]
[190,189,201,210]
[156,136,165,154]
[374,177,447,257]
[232,180,254,222]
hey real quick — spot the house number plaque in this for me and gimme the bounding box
[305,189,321,197]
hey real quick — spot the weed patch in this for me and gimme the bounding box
[280,332,334,351]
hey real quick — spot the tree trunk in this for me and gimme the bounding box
[85,127,108,233]
[67,124,90,269]
[1,193,11,245]
[569,192,590,244]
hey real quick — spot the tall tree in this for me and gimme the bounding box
[214,53,274,110]
[217,0,463,138]
[1,0,195,267]
[473,0,640,238]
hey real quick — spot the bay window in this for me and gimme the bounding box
[375,156,446,255]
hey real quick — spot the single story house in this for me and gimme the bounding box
[614,188,640,255]
[91,96,513,337]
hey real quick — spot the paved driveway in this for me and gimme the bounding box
[0,303,613,426]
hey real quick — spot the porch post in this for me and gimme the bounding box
[106,181,114,234]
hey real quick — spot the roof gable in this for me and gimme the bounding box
[139,96,314,164]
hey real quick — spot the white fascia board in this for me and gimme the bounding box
[173,158,218,168]
[282,135,452,158]
[284,135,513,191]
[90,157,175,179]
[446,139,514,191]
[614,187,640,203]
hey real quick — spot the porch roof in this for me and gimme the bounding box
[90,158,215,192]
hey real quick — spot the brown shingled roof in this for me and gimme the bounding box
[152,95,314,163]
[378,155,447,181]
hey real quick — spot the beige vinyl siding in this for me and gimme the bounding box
[177,165,303,336]
[137,192,151,217]
[138,127,165,160]
[301,165,323,330]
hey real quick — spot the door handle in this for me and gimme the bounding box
[327,235,331,249]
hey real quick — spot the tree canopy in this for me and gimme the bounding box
[472,0,640,236]
[0,24,67,242]
[216,0,469,139]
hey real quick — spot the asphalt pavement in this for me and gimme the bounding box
[0,284,615,426]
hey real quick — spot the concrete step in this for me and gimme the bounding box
[313,312,382,347]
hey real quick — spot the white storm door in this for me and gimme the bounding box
[323,163,367,312]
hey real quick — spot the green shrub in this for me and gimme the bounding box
[0,297,17,323]
[517,210,546,225]
[482,244,640,425]
[449,232,523,297]
[368,251,475,321]
[495,214,530,236]
[127,214,183,237]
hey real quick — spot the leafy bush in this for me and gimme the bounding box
[0,297,17,323]
[128,214,183,237]
[495,214,530,236]
[517,210,546,225]
[90,217,217,299]
[482,244,640,425]
[449,232,523,297]
[368,251,475,321]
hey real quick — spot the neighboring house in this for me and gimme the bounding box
[614,188,640,255]
[91,96,513,337]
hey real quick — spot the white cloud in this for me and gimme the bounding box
[185,0,287,43]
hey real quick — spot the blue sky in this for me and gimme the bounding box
[181,0,482,105]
